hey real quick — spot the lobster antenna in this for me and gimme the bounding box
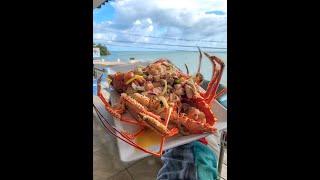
[203,51,211,59]
[98,73,103,84]
[184,64,189,75]
[197,46,202,74]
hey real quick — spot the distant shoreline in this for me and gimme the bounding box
[105,50,227,53]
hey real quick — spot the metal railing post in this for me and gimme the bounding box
[217,129,227,180]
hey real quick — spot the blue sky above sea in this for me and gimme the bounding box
[93,0,227,52]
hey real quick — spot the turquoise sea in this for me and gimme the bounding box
[99,51,227,85]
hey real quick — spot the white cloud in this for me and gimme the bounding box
[93,33,117,41]
[146,25,153,32]
[94,0,227,50]
[146,18,152,24]
[133,20,141,25]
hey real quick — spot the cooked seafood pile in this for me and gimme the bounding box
[108,59,214,134]
[97,51,225,156]
[100,53,224,136]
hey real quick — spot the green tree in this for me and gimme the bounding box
[93,43,110,56]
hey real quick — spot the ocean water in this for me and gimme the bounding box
[99,51,227,85]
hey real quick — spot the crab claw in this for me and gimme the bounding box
[202,51,225,105]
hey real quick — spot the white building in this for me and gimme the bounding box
[93,48,100,58]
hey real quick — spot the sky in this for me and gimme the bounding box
[93,0,227,51]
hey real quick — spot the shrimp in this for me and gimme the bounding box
[145,81,154,91]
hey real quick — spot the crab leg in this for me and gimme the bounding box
[195,100,218,126]
[158,107,174,155]
[121,127,145,140]
[164,107,173,127]
[94,105,167,157]
[214,87,227,99]
[201,52,218,98]
[203,52,225,104]
[205,56,225,105]
[198,53,217,97]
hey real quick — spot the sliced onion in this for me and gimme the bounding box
[132,82,145,91]
[161,80,167,95]
[158,95,169,109]
[147,91,157,95]
[125,75,143,85]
